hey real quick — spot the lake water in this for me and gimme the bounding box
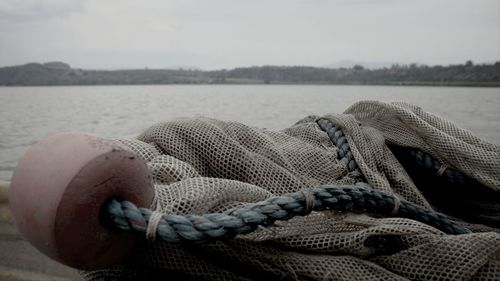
[0,85,499,182]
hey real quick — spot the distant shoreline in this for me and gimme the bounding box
[1,61,499,87]
[1,82,500,88]
[1,81,499,87]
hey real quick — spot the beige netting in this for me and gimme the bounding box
[82,101,500,280]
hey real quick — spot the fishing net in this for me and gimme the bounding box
[82,101,500,280]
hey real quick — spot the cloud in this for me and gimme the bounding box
[0,0,498,69]
[0,0,84,21]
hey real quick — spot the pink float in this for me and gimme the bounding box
[8,133,154,270]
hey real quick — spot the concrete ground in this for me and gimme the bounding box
[0,182,81,281]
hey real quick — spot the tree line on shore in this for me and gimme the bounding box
[0,61,498,86]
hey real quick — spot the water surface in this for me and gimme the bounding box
[1,85,499,181]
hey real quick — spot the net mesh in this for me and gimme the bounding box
[82,101,500,280]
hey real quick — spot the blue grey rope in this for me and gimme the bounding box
[104,183,470,243]
[318,118,480,186]
[317,118,362,174]
[407,148,477,185]
[104,119,470,242]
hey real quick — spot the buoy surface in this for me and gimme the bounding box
[8,133,154,270]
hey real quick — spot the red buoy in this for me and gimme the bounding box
[8,133,154,270]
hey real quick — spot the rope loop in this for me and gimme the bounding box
[105,183,470,243]
[103,119,472,244]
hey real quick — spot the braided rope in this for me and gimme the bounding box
[317,118,362,174]
[104,118,471,242]
[318,118,476,186]
[407,148,477,185]
[104,183,470,243]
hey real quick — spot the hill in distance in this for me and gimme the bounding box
[0,61,499,86]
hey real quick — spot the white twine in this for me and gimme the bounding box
[436,164,448,177]
[146,211,164,240]
[390,195,401,216]
[300,189,315,215]
[146,191,165,240]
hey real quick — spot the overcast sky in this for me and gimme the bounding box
[0,0,498,70]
